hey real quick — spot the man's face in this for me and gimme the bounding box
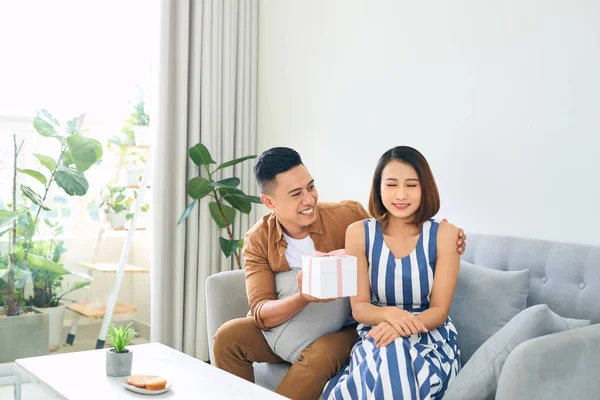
[261,165,319,237]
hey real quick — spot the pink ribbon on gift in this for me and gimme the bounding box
[308,257,312,295]
[336,257,342,298]
[310,251,346,298]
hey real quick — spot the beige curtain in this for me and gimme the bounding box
[151,0,258,361]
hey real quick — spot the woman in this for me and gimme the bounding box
[324,146,461,400]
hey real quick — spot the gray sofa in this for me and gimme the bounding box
[206,233,600,399]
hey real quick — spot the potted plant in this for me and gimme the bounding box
[130,86,151,146]
[25,218,90,351]
[177,144,259,269]
[106,322,136,377]
[108,86,150,147]
[122,150,146,186]
[99,185,149,229]
[0,109,102,363]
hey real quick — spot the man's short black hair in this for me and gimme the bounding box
[254,147,304,193]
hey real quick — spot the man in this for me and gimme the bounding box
[213,147,466,400]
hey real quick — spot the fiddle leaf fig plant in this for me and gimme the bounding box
[0,110,102,317]
[178,144,259,269]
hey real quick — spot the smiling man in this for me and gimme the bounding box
[212,147,466,400]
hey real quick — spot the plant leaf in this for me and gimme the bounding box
[62,151,74,166]
[216,155,257,171]
[177,199,197,225]
[219,237,241,257]
[54,166,89,196]
[245,195,262,204]
[66,136,103,172]
[0,269,8,280]
[26,254,69,275]
[16,211,35,238]
[0,210,19,229]
[218,187,251,213]
[208,202,236,228]
[66,113,86,135]
[209,177,240,189]
[18,168,47,185]
[187,177,213,199]
[237,238,245,249]
[33,109,60,137]
[34,154,57,172]
[21,185,51,210]
[188,144,215,166]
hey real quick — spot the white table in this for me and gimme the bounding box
[14,342,288,399]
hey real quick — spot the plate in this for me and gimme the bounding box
[122,376,173,395]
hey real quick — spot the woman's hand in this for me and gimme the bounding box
[384,307,428,337]
[366,321,401,348]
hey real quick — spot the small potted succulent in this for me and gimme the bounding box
[106,323,136,377]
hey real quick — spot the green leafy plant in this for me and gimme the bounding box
[0,110,102,316]
[25,218,90,308]
[109,86,149,146]
[99,185,149,222]
[106,323,136,353]
[178,144,260,269]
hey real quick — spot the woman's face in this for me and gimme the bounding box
[380,160,422,220]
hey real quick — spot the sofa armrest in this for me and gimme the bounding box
[495,323,600,400]
[205,269,249,363]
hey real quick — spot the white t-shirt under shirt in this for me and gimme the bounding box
[283,232,315,269]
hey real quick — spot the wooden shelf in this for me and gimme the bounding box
[125,185,151,189]
[110,226,147,231]
[66,301,137,318]
[76,261,149,273]
[111,185,151,189]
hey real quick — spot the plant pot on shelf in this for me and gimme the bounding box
[126,168,142,186]
[133,125,151,146]
[106,348,133,377]
[107,210,128,229]
[33,304,66,351]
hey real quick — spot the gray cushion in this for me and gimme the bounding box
[262,269,351,363]
[253,362,291,392]
[449,261,531,363]
[445,304,591,400]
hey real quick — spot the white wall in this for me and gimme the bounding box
[257,0,600,246]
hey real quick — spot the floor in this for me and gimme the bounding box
[0,327,149,399]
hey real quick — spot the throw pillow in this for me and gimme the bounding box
[444,304,591,400]
[262,269,352,364]
[449,261,531,364]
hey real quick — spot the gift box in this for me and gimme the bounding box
[301,255,357,299]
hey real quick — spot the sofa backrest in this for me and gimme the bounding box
[462,234,600,323]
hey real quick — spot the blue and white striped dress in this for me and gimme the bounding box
[323,218,460,400]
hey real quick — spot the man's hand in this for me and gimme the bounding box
[384,307,428,337]
[366,321,402,348]
[296,270,337,303]
[442,218,467,255]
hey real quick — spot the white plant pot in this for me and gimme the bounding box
[34,305,66,350]
[108,210,128,229]
[0,306,49,363]
[133,125,152,146]
[126,168,142,186]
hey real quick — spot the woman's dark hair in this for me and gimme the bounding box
[254,147,304,193]
[368,146,440,226]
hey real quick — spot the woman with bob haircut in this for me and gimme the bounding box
[324,146,461,400]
